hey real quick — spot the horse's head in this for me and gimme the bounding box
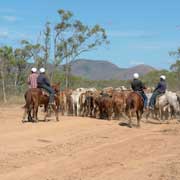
[52,82,60,94]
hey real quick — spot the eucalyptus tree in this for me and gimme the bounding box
[43,21,51,69]
[20,40,43,69]
[169,48,180,88]
[0,46,14,102]
[54,9,109,87]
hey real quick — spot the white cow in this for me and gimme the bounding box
[71,88,87,116]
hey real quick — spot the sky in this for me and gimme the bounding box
[0,0,180,69]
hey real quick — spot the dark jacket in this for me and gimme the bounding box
[154,80,166,93]
[37,74,50,87]
[131,79,146,92]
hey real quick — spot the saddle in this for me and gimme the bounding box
[134,91,145,104]
[40,89,49,96]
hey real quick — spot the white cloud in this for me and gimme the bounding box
[0,30,8,38]
[0,28,35,42]
[1,15,21,22]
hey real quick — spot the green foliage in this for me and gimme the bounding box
[142,70,179,91]
[20,40,43,68]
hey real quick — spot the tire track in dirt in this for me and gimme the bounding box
[1,106,180,180]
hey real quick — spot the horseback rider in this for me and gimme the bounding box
[27,67,38,88]
[131,73,148,109]
[149,75,167,110]
[37,68,55,105]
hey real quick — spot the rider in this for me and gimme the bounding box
[131,73,148,109]
[37,68,55,105]
[149,75,167,110]
[27,67,38,88]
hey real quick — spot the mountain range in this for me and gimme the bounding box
[68,59,156,80]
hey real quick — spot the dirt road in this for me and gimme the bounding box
[0,105,180,180]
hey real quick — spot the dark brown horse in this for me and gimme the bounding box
[23,83,60,122]
[125,92,144,128]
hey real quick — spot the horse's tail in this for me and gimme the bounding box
[177,95,180,105]
[125,96,134,113]
[24,90,32,109]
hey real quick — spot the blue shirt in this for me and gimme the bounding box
[37,74,50,87]
[155,80,166,93]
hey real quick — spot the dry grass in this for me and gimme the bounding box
[0,95,24,106]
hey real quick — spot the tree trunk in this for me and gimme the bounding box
[67,63,71,88]
[1,70,7,103]
[14,71,18,96]
[65,63,68,88]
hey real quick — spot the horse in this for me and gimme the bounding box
[23,83,60,122]
[146,91,180,121]
[125,91,144,128]
[23,88,42,122]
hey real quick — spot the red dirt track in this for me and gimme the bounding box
[0,105,180,180]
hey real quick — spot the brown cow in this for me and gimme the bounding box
[58,89,73,116]
[79,91,94,117]
[112,92,126,119]
[94,93,114,120]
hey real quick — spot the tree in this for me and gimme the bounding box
[13,48,28,89]
[54,9,109,87]
[43,21,51,69]
[169,48,180,88]
[0,46,14,102]
[20,40,43,69]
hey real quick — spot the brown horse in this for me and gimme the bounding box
[125,92,144,128]
[23,83,60,122]
[23,88,42,122]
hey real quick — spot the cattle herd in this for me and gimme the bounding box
[23,86,180,126]
[58,86,129,120]
[57,86,180,122]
